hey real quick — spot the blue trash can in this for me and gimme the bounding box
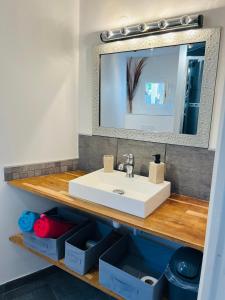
[165,247,203,300]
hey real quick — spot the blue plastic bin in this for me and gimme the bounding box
[23,207,88,260]
[65,221,120,275]
[165,247,203,300]
[99,234,174,300]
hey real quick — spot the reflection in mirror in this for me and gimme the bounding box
[100,42,205,135]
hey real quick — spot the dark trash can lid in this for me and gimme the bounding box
[165,247,203,287]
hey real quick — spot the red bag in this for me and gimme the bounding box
[34,214,74,238]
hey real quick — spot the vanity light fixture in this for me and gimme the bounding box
[100,14,203,42]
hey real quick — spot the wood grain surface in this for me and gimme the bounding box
[9,171,208,250]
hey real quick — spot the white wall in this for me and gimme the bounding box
[79,0,225,149]
[0,0,79,284]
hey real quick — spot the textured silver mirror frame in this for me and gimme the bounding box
[93,28,220,148]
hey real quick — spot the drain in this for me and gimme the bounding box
[112,189,125,195]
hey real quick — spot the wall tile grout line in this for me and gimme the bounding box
[164,143,168,164]
[115,137,119,169]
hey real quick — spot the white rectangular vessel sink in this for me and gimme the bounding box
[69,169,171,218]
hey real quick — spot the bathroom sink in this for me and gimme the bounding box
[69,169,171,218]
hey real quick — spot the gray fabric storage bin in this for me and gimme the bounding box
[65,221,120,275]
[99,234,174,300]
[23,207,88,260]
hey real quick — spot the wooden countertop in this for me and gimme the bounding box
[9,171,208,250]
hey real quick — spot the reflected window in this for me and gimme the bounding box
[145,82,165,105]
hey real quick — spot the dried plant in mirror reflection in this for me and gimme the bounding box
[127,57,147,113]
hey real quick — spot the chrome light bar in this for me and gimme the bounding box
[100,14,203,43]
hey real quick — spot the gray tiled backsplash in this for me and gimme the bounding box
[79,135,118,172]
[79,134,215,200]
[4,134,215,200]
[165,144,215,200]
[4,159,78,181]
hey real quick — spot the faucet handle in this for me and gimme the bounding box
[123,153,134,163]
[123,153,133,158]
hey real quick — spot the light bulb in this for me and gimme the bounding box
[158,19,168,29]
[106,30,114,39]
[138,23,147,32]
[120,27,129,35]
[180,15,192,25]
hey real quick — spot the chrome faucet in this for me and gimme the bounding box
[117,154,135,178]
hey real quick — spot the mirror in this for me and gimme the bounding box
[93,28,220,148]
[100,42,205,135]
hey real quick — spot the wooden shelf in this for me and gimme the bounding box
[9,234,123,300]
[8,171,208,250]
